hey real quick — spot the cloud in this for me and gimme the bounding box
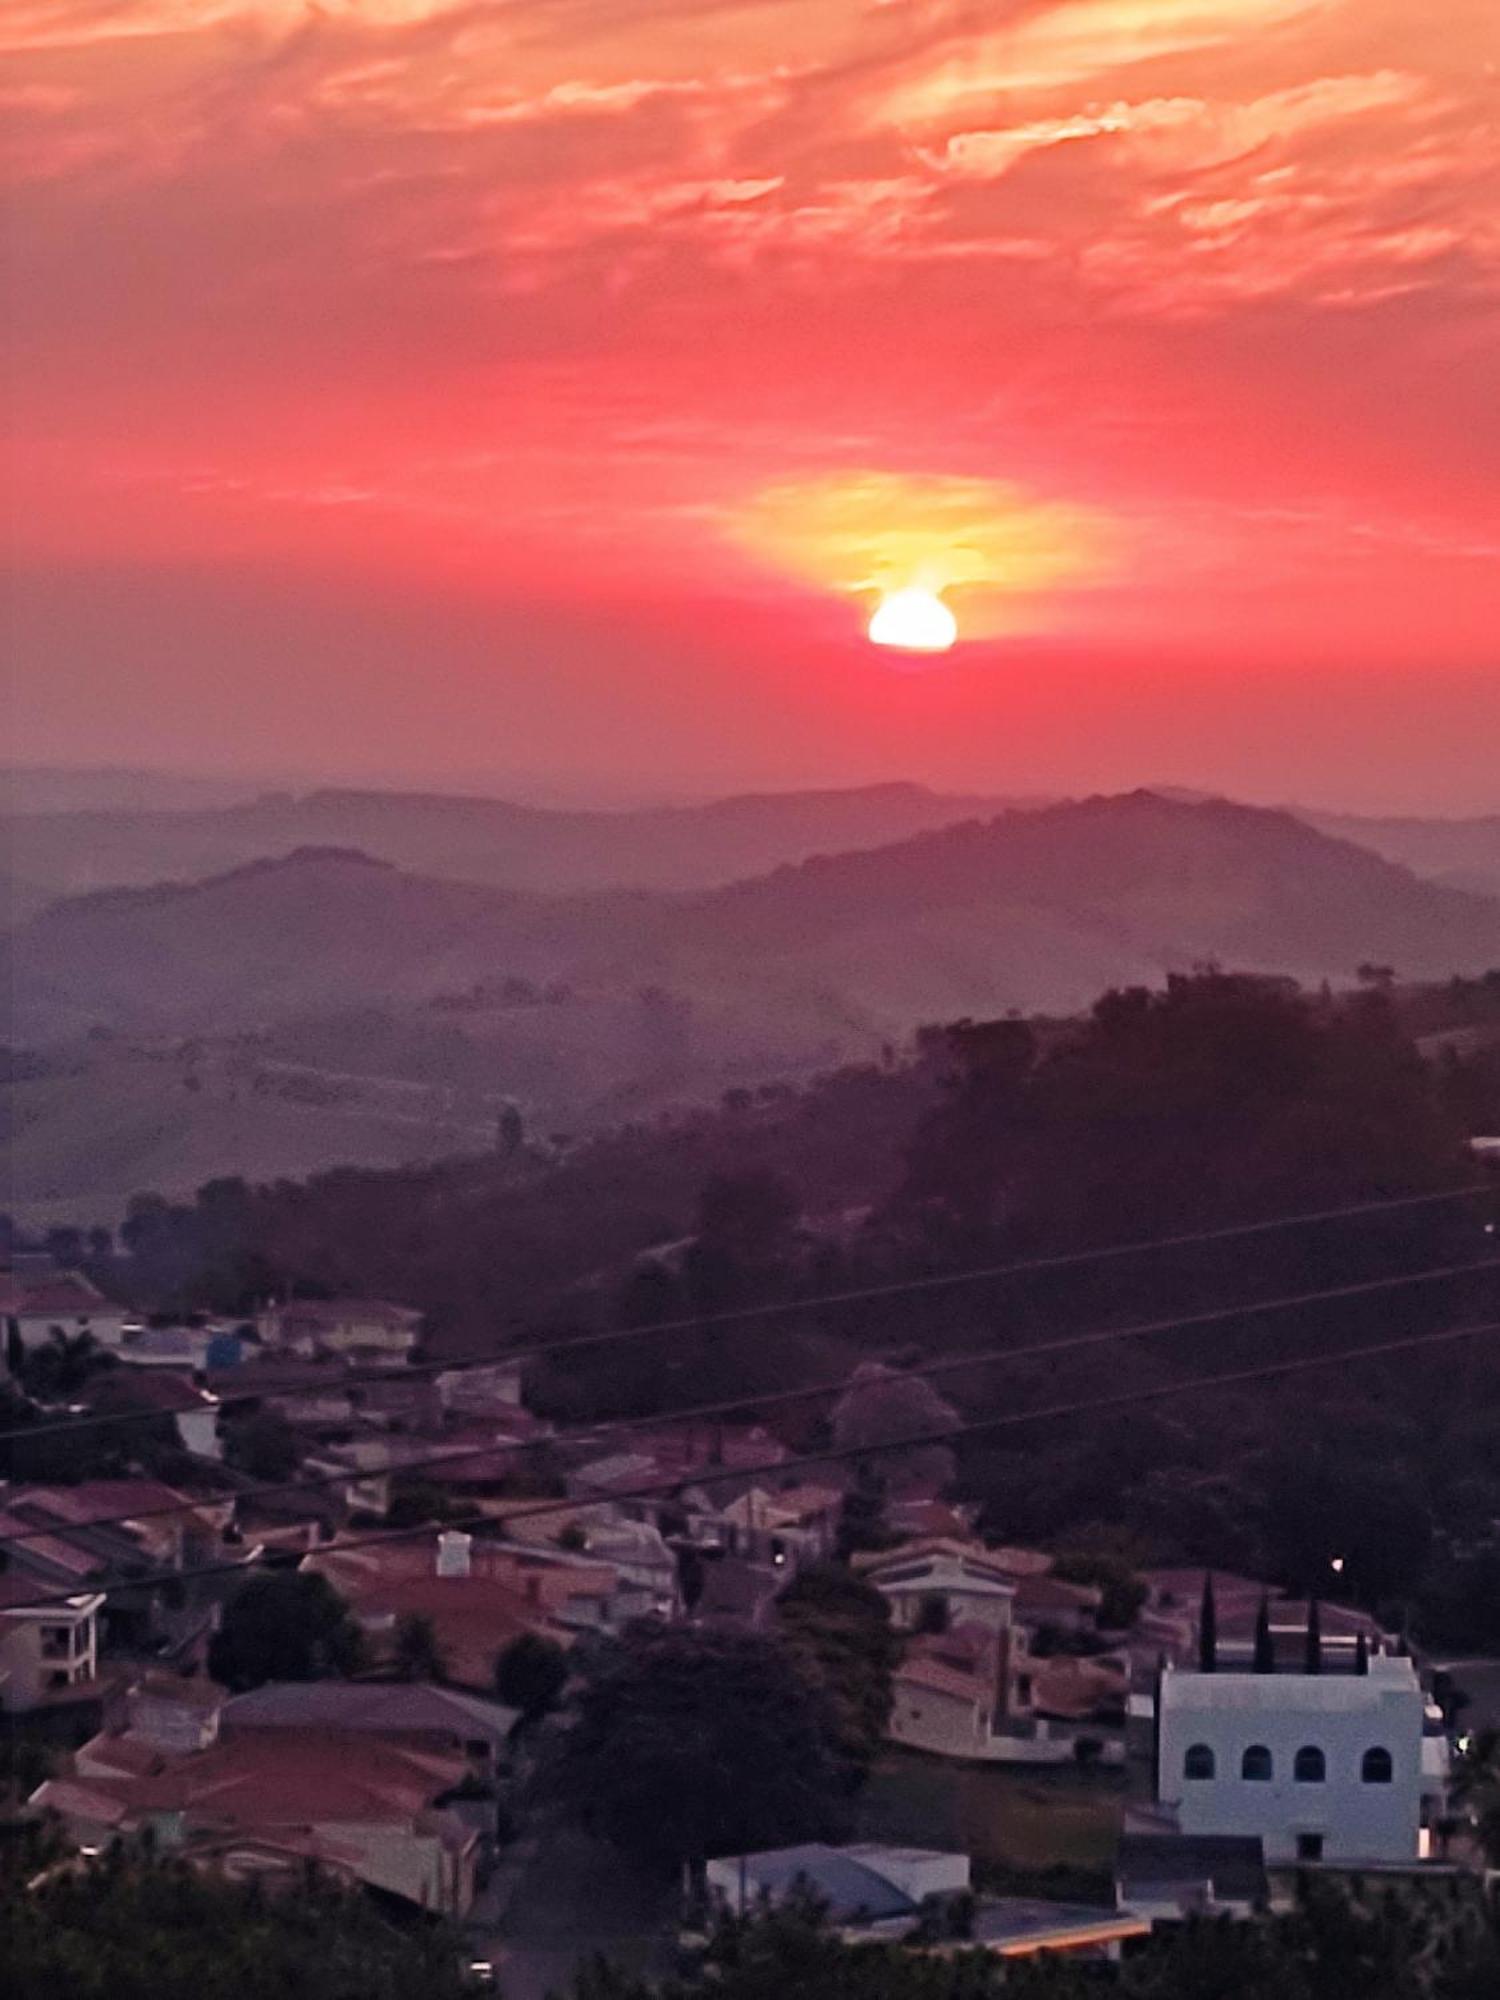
[726,469,1122,631]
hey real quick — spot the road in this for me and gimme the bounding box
[466,1816,677,2000]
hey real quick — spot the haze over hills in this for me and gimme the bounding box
[6,791,1500,1224]
[1,779,1038,914]
[1304,810,1500,899]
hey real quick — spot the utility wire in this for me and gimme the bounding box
[1,1251,1496,1554]
[11,1312,1500,1624]
[4,1178,1493,1446]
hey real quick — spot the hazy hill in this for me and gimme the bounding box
[10,794,1500,1043]
[8,793,1500,1221]
[2,779,1032,907]
[1304,810,1500,898]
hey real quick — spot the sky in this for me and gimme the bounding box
[3,0,1498,810]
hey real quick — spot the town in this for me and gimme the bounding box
[5,1153,1500,1998]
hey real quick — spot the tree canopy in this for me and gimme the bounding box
[552,1623,848,1871]
[207,1569,366,1691]
[7,1847,473,2000]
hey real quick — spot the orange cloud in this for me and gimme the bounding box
[727,470,1122,634]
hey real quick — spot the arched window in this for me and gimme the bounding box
[1293,1746,1326,1783]
[1241,1745,1274,1781]
[1183,1743,1216,1781]
[1362,1746,1394,1784]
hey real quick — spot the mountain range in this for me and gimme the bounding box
[5,789,1499,1225]
[1,779,1039,920]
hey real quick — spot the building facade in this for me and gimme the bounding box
[1156,1653,1434,1863]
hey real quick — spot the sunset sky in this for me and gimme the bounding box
[4,0,1498,808]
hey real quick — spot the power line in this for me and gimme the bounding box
[3,1252,1495,1553]
[4,1177,1493,1446]
[6,1312,1498,1617]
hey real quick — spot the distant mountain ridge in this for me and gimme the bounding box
[8,790,1500,1223]
[1304,809,1500,898]
[3,779,1038,911]
[9,791,1499,1043]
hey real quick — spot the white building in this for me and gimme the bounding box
[858,1539,1018,1635]
[0,1590,103,1713]
[1156,1652,1441,1864]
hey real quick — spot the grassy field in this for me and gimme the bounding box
[858,1751,1124,1903]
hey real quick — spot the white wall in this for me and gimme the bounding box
[1157,1659,1425,1863]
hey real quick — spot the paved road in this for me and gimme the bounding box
[467,1819,676,2000]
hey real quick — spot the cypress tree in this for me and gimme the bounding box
[1254,1594,1275,1673]
[1305,1597,1323,1676]
[1198,1572,1218,1674]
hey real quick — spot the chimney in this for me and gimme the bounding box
[436,1530,472,1578]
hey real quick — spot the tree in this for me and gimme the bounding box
[696,1169,800,1264]
[19,1328,108,1401]
[494,1631,568,1723]
[1198,1573,1217,1674]
[1304,1598,1323,1676]
[1254,1595,1275,1673]
[831,1363,960,1495]
[1051,1551,1147,1631]
[552,1624,847,1873]
[835,1470,898,1561]
[207,1569,365,1691]
[6,1847,473,2000]
[392,1612,447,1683]
[223,1409,301,1482]
[777,1564,900,1791]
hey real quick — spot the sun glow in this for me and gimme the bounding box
[868,586,958,652]
[727,471,1119,642]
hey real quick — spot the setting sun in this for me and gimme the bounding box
[868,587,958,653]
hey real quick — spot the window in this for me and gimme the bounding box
[1294,1745,1326,1783]
[1362,1746,1394,1784]
[1241,1745,1274,1781]
[1297,1833,1325,1861]
[1183,1743,1216,1780]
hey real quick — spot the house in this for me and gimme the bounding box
[1,1265,129,1356]
[706,1842,970,1925]
[703,1845,1148,1962]
[566,1424,788,1516]
[1155,1645,1443,1863]
[0,1480,249,1673]
[78,1365,224,1460]
[0,1578,105,1715]
[711,1483,843,1570]
[435,1361,524,1414]
[307,1529,623,1688]
[220,1678,520,1759]
[255,1297,423,1365]
[857,1540,1020,1634]
[34,1705,481,1913]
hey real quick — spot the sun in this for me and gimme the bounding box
[868,586,958,653]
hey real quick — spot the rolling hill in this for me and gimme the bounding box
[1303,810,1500,898]
[7,792,1499,1221]
[1,779,1035,908]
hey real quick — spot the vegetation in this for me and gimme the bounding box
[552,1624,849,1872]
[206,1570,366,1691]
[494,1630,569,1722]
[6,1844,474,2000]
[392,1611,447,1683]
[38,972,1500,1645]
[776,1564,901,1790]
[572,1881,1500,2000]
